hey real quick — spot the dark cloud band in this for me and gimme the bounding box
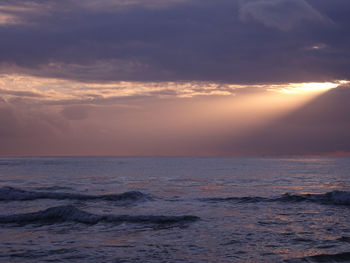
[0,0,349,83]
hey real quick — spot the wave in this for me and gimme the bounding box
[285,251,350,262]
[203,196,268,203]
[276,191,350,205]
[202,190,350,206]
[0,186,149,202]
[0,205,200,226]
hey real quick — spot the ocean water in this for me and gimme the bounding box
[0,156,349,263]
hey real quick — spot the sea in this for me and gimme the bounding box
[0,156,349,263]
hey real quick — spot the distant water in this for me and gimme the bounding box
[0,156,349,263]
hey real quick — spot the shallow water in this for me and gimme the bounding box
[0,156,349,262]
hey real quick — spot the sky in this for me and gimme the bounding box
[0,0,349,156]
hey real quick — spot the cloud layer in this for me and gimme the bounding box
[0,0,349,83]
[239,0,332,31]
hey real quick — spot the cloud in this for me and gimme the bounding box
[239,0,333,31]
[79,0,190,11]
[0,0,349,83]
[0,88,42,97]
[0,74,242,106]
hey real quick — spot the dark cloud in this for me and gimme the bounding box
[0,0,349,83]
[239,0,333,31]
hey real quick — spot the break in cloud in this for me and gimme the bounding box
[0,75,348,156]
[218,85,350,156]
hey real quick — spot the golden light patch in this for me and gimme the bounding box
[268,81,345,95]
[0,73,348,104]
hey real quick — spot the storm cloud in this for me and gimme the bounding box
[239,0,333,31]
[0,0,349,83]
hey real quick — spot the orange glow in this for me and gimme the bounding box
[1,73,348,156]
[267,81,341,94]
[1,73,345,103]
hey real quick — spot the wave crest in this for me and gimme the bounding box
[0,186,148,203]
[203,190,350,206]
[285,251,350,262]
[0,205,200,226]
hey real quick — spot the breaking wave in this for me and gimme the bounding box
[0,186,149,202]
[0,205,200,226]
[202,190,350,206]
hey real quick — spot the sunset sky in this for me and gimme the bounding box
[0,0,349,156]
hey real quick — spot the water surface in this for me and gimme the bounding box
[0,157,349,262]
